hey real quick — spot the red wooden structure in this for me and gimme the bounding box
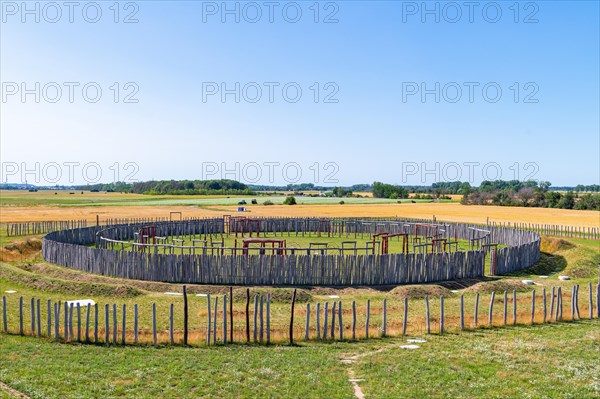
[372,232,410,254]
[242,238,286,255]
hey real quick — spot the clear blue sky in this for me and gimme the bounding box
[1,1,598,186]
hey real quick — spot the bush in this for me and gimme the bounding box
[339,200,345,204]
[283,196,297,205]
[263,200,274,206]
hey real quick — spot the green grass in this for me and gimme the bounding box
[0,321,598,398]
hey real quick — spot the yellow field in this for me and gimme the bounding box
[1,202,598,228]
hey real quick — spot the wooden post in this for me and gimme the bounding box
[253,295,258,343]
[425,296,430,334]
[223,295,227,345]
[121,304,126,345]
[531,290,536,324]
[474,293,479,327]
[351,301,356,340]
[589,282,593,319]
[402,297,408,336]
[556,287,562,321]
[19,296,24,335]
[259,295,264,343]
[330,302,336,339]
[229,287,234,344]
[207,295,211,346]
[440,295,445,334]
[85,304,91,342]
[54,303,60,342]
[266,294,271,344]
[30,297,35,335]
[112,304,117,345]
[550,286,555,319]
[316,302,321,340]
[570,288,575,320]
[460,294,464,331]
[596,283,599,318]
[503,291,507,326]
[305,303,311,341]
[77,303,81,342]
[2,296,7,333]
[512,290,517,325]
[183,286,188,346]
[47,299,52,337]
[289,288,297,346]
[134,304,138,344]
[36,299,41,337]
[574,285,580,319]
[338,301,343,341]
[213,297,219,344]
[365,300,370,339]
[105,304,109,345]
[64,302,69,341]
[245,289,250,343]
[152,303,157,345]
[94,303,98,343]
[488,292,495,326]
[323,302,329,340]
[382,299,387,337]
[542,288,547,323]
[169,303,174,344]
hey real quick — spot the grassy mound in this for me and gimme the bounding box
[0,238,42,261]
[389,284,454,299]
[463,279,531,294]
[232,287,312,303]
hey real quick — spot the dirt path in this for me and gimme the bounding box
[0,381,30,399]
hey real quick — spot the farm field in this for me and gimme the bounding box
[1,191,598,228]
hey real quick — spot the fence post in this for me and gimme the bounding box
[570,288,575,320]
[323,302,329,340]
[169,303,174,344]
[365,300,370,339]
[305,303,310,341]
[502,291,507,326]
[112,304,117,345]
[351,301,356,340]
[440,295,445,334]
[316,302,321,340]
[550,287,556,321]
[542,288,547,323]
[589,282,593,320]
[330,302,336,340]
[213,297,218,344]
[134,304,138,344]
[121,304,126,345]
[474,293,479,327]
[152,303,157,345]
[596,283,599,318]
[266,293,271,345]
[259,295,264,343]
[574,285,580,319]
[425,296,430,334]
[401,297,408,336]
[253,295,258,343]
[207,295,211,346]
[531,290,536,324]
[513,290,517,325]
[289,288,297,346]
[77,303,81,342]
[19,296,24,335]
[54,303,60,342]
[64,302,69,341]
[105,304,109,346]
[382,299,387,338]
[30,298,35,335]
[223,295,227,345]
[488,292,495,326]
[230,287,234,344]
[338,301,343,341]
[556,287,562,321]
[84,305,90,342]
[36,299,41,337]
[47,299,52,337]
[94,304,98,343]
[2,296,7,333]
[245,289,250,343]
[460,294,464,331]
[183,286,188,346]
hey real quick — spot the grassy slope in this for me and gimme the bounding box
[0,321,598,399]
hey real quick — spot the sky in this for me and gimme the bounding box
[1,0,599,187]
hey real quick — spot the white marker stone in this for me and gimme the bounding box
[522,280,535,285]
[164,292,183,296]
[558,276,570,281]
[538,276,549,279]
[407,338,426,343]
[196,294,208,297]
[5,290,16,294]
[400,344,420,350]
[328,295,340,299]
[65,299,96,307]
